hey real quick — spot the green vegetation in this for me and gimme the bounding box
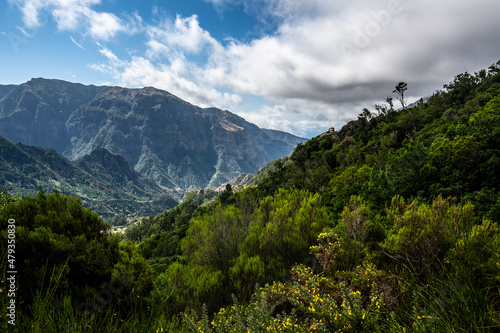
[1,61,500,331]
[0,189,158,332]
[0,141,178,220]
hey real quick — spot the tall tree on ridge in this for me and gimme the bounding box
[393,82,408,110]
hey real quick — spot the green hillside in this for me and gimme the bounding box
[1,61,500,332]
[0,138,178,220]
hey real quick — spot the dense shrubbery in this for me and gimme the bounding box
[1,62,500,331]
[182,61,500,332]
[0,190,156,331]
[186,195,500,332]
[165,188,330,313]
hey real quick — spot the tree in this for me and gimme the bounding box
[393,82,408,110]
[0,188,17,211]
[0,190,155,310]
[443,72,478,106]
[219,183,234,205]
[0,190,116,304]
[358,108,374,123]
[385,96,394,111]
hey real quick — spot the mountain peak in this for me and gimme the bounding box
[82,146,137,179]
[0,78,304,193]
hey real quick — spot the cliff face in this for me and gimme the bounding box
[0,79,108,154]
[0,79,304,192]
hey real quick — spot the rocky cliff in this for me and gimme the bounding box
[0,79,304,192]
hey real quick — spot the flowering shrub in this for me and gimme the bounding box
[184,293,307,333]
[185,231,412,332]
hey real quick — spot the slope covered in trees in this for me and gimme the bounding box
[154,61,500,331]
[1,61,500,332]
[0,137,178,220]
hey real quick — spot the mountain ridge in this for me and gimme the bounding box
[0,135,177,219]
[0,78,304,192]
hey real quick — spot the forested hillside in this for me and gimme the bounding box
[0,138,178,219]
[1,61,500,332]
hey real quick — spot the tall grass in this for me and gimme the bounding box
[0,256,185,332]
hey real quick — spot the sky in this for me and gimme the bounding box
[1,0,499,138]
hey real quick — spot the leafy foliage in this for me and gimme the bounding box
[0,138,178,220]
[161,188,330,313]
[3,61,500,332]
[182,61,500,332]
[0,190,155,329]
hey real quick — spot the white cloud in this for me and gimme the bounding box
[9,0,136,40]
[9,0,46,28]
[93,40,242,110]
[87,0,500,137]
[89,14,242,111]
[203,0,500,104]
[146,14,221,58]
[86,11,126,40]
[240,97,367,138]
[70,35,84,49]
[11,0,500,137]
[96,42,122,65]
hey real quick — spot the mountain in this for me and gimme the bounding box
[0,78,304,192]
[0,135,177,219]
[3,61,500,332]
[0,84,16,100]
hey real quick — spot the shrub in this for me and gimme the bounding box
[381,195,474,280]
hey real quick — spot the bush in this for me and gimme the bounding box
[381,195,474,280]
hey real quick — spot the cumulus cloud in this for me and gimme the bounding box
[93,0,500,136]
[9,0,137,40]
[146,14,222,57]
[200,0,500,135]
[10,0,500,137]
[86,11,127,40]
[205,0,495,99]
[92,40,242,110]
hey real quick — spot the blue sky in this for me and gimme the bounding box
[1,0,500,138]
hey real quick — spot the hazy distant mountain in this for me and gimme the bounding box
[0,135,177,219]
[0,85,16,100]
[0,78,304,192]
